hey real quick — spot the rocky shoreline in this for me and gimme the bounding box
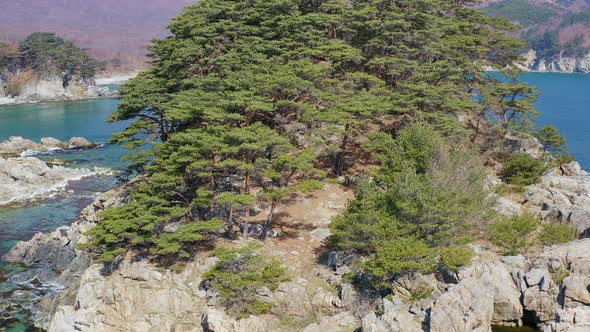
[0,136,111,207]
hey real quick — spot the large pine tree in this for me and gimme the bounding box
[85,0,533,263]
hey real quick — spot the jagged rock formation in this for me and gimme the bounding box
[0,72,98,104]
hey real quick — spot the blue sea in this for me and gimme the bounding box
[521,73,590,169]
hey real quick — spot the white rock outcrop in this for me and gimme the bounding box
[0,156,108,206]
[521,49,590,73]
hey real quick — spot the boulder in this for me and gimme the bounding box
[458,258,524,325]
[562,275,590,307]
[201,308,276,332]
[495,196,524,216]
[40,137,67,149]
[49,260,212,332]
[0,156,100,206]
[0,136,47,156]
[547,306,590,332]
[68,137,99,149]
[273,282,313,317]
[568,208,590,237]
[503,134,543,158]
[523,286,559,322]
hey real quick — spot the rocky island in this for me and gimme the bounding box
[3,0,590,331]
[0,33,102,104]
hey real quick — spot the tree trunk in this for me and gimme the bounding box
[335,124,351,176]
[259,203,276,241]
[227,204,233,235]
[244,171,251,195]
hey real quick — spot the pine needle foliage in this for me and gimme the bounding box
[203,244,289,318]
[330,124,489,284]
[86,0,534,264]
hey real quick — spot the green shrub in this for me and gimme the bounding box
[540,222,577,246]
[440,246,475,271]
[408,284,434,302]
[549,266,570,285]
[490,214,540,254]
[331,124,487,284]
[502,154,546,186]
[363,237,438,284]
[552,154,575,167]
[203,244,289,318]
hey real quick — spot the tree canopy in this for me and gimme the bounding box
[85,0,535,265]
[1,32,100,79]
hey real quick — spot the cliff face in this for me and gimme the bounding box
[0,70,98,104]
[522,49,590,73]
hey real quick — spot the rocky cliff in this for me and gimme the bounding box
[521,50,590,74]
[0,71,99,104]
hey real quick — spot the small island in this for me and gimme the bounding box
[0,32,101,104]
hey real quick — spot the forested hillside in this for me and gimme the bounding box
[482,0,590,61]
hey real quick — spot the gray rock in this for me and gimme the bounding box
[310,228,331,242]
[495,197,524,216]
[568,208,590,236]
[503,134,543,158]
[562,275,590,307]
[361,297,423,332]
[303,311,358,332]
[0,136,47,156]
[274,282,313,317]
[430,278,494,332]
[40,137,67,149]
[68,137,100,149]
[458,258,524,325]
[201,307,276,332]
[0,156,103,207]
[523,286,559,322]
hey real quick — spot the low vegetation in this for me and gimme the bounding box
[502,154,546,186]
[540,222,577,246]
[482,0,557,27]
[489,214,540,255]
[203,244,289,318]
[440,246,476,272]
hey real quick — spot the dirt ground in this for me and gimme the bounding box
[245,183,354,279]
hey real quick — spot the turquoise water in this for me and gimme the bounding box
[0,98,130,330]
[519,73,590,169]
